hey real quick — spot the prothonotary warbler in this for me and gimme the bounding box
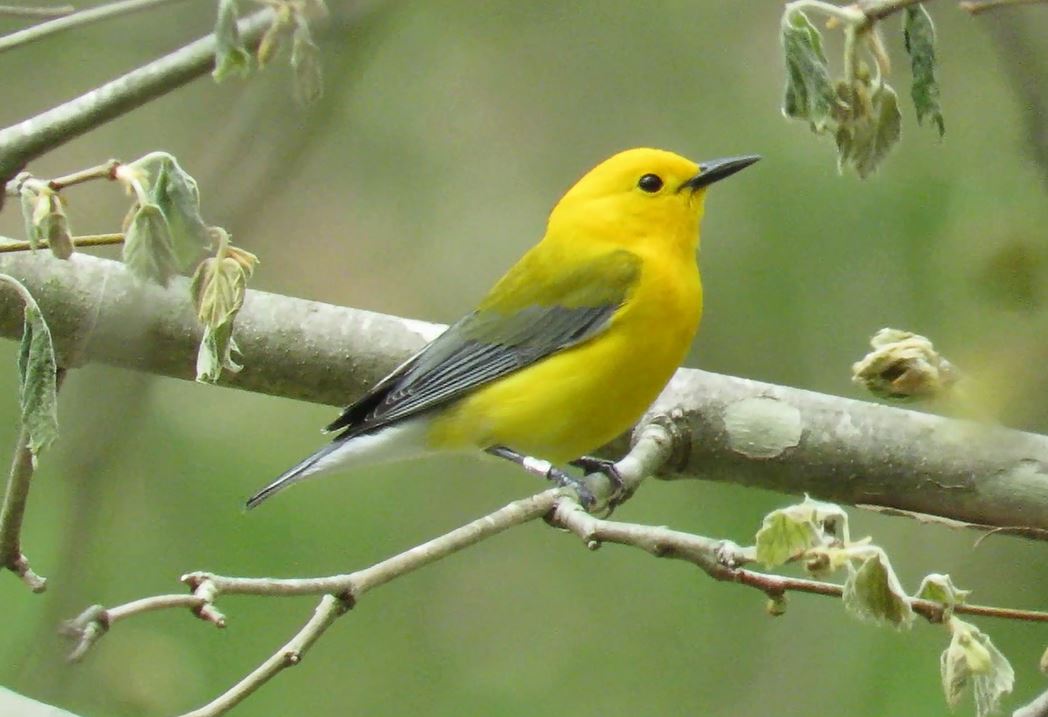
[247,148,759,509]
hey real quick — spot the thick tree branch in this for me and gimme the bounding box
[0,8,274,183]
[0,252,1047,536]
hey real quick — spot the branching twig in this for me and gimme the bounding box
[178,595,350,717]
[0,8,275,183]
[0,4,74,18]
[0,233,124,254]
[548,505,1048,624]
[62,426,672,712]
[0,0,192,55]
[62,424,1048,717]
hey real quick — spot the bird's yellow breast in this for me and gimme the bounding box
[427,246,702,463]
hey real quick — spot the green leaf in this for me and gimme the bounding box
[754,497,846,567]
[941,618,1013,716]
[915,573,970,609]
[0,276,59,455]
[213,0,252,82]
[126,152,212,271]
[190,238,256,383]
[122,204,179,286]
[904,5,945,136]
[44,193,74,260]
[20,187,74,259]
[291,20,323,105]
[196,321,243,383]
[257,4,293,66]
[191,255,248,328]
[781,10,840,133]
[18,184,41,251]
[836,81,902,178]
[755,510,819,567]
[842,548,915,629]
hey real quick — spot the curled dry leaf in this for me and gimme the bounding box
[852,328,959,400]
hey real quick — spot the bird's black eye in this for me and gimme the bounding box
[637,173,663,193]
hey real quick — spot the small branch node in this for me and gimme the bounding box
[714,540,753,569]
[11,552,47,592]
[60,604,110,662]
[335,589,357,611]
[196,603,227,627]
[283,650,302,666]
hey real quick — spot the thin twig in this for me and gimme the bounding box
[548,504,1048,624]
[962,0,1048,13]
[0,430,44,591]
[179,595,349,717]
[0,0,192,55]
[62,594,216,661]
[856,0,933,21]
[0,4,74,18]
[0,365,66,593]
[47,159,121,190]
[180,489,564,601]
[0,234,124,254]
[0,8,275,183]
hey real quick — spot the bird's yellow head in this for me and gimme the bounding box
[547,147,759,256]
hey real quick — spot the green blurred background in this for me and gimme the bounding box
[2,1,1048,715]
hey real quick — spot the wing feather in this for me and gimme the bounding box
[325,249,641,440]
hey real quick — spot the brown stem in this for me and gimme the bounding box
[0,234,125,254]
[548,501,1048,624]
[47,159,121,190]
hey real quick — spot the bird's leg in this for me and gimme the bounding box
[486,445,596,508]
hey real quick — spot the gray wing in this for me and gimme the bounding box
[325,248,641,441]
[324,304,615,440]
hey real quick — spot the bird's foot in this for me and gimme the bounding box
[570,455,629,513]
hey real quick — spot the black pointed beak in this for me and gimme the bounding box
[681,155,761,192]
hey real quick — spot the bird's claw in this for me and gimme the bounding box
[570,455,629,513]
[546,466,597,509]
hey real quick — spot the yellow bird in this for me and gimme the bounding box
[247,148,758,508]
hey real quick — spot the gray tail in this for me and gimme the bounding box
[245,443,339,509]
